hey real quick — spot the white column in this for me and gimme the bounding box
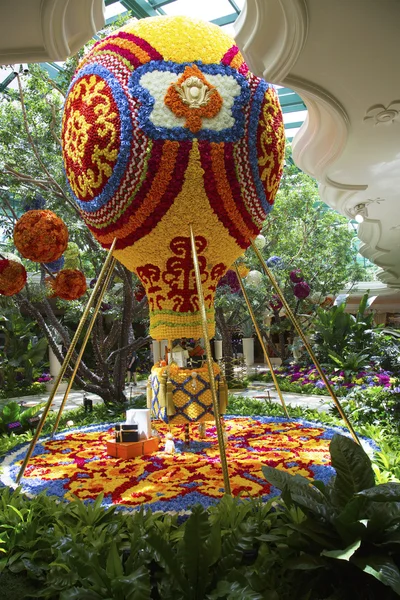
[152,339,160,363]
[160,339,168,362]
[214,339,223,360]
[49,344,62,377]
[242,338,254,366]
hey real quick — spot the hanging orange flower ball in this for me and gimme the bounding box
[0,259,27,296]
[52,269,87,300]
[13,210,69,263]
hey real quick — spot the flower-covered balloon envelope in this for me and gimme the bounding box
[62,15,285,341]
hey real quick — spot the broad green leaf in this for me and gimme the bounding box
[321,539,361,561]
[183,505,211,598]
[353,555,400,595]
[7,504,24,521]
[206,518,221,568]
[106,541,123,580]
[59,587,104,600]
[285,554,326,570]
[329,434,375,508]
[112,567,151,600]
[357,482,400,502]
[208,579,264,599]
[146,532,188,594]
[262,465,330,519]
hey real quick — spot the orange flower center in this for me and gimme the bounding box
[164,65,223,133]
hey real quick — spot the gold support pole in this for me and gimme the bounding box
[16,239,118,483]
[234,263,290,419]
[189,224,231,495]
[51,257,117,434]
[250,241,360,445]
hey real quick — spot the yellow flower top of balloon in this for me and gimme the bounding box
[61,16,285,340]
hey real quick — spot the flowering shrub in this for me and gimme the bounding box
[267,363,400,395]
[37,373,52,383]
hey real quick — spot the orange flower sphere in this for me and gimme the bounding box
[53,269,87,300]
[0,259,27,296]
[13,210,69,263]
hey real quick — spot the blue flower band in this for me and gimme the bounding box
[248,79,270,216]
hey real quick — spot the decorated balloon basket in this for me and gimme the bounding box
[147,362,228,425]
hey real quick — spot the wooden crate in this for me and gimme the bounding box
[106,437,159,459]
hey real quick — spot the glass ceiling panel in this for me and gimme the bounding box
[161,0,235,22]
[105,2,127,19]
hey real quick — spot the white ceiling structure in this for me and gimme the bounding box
[0,0,105,64]
[0,0,399,304]
[236,0,400,290]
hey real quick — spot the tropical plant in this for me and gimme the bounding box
[340,385,400,429]
[0,310,48,391]
[327,350,370,376]
[0,400,45,434]
[262,434,400,598]
[312,292,376,364]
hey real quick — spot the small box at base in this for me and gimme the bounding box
[107,437,159,459]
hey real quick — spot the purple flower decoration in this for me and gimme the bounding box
[267,256,285,269]
[44,256,65,273]
[294,281,310,299]
[378,374,390,386]
[217,270,240,294]
[37,373,52,382]
[23,192,46,212]
[290,269,303,283]
[291,373,302,382]
[315,380,326,389]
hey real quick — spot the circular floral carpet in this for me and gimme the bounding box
[0,417,374,513]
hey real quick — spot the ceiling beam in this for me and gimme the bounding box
[0,72,17,92]
[121,0,158,18]
[149,0,176,8]
[211,13,237,27]
[284,121,304,130]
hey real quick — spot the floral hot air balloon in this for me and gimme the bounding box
[61,16,285,342]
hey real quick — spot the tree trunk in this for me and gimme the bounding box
[215,306,234,383]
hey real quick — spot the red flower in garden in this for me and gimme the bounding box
[13,210,68,263]
[294,281,310,299]
[270,294,283,312]
[0,259,27,296]
[52,269,87,300]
